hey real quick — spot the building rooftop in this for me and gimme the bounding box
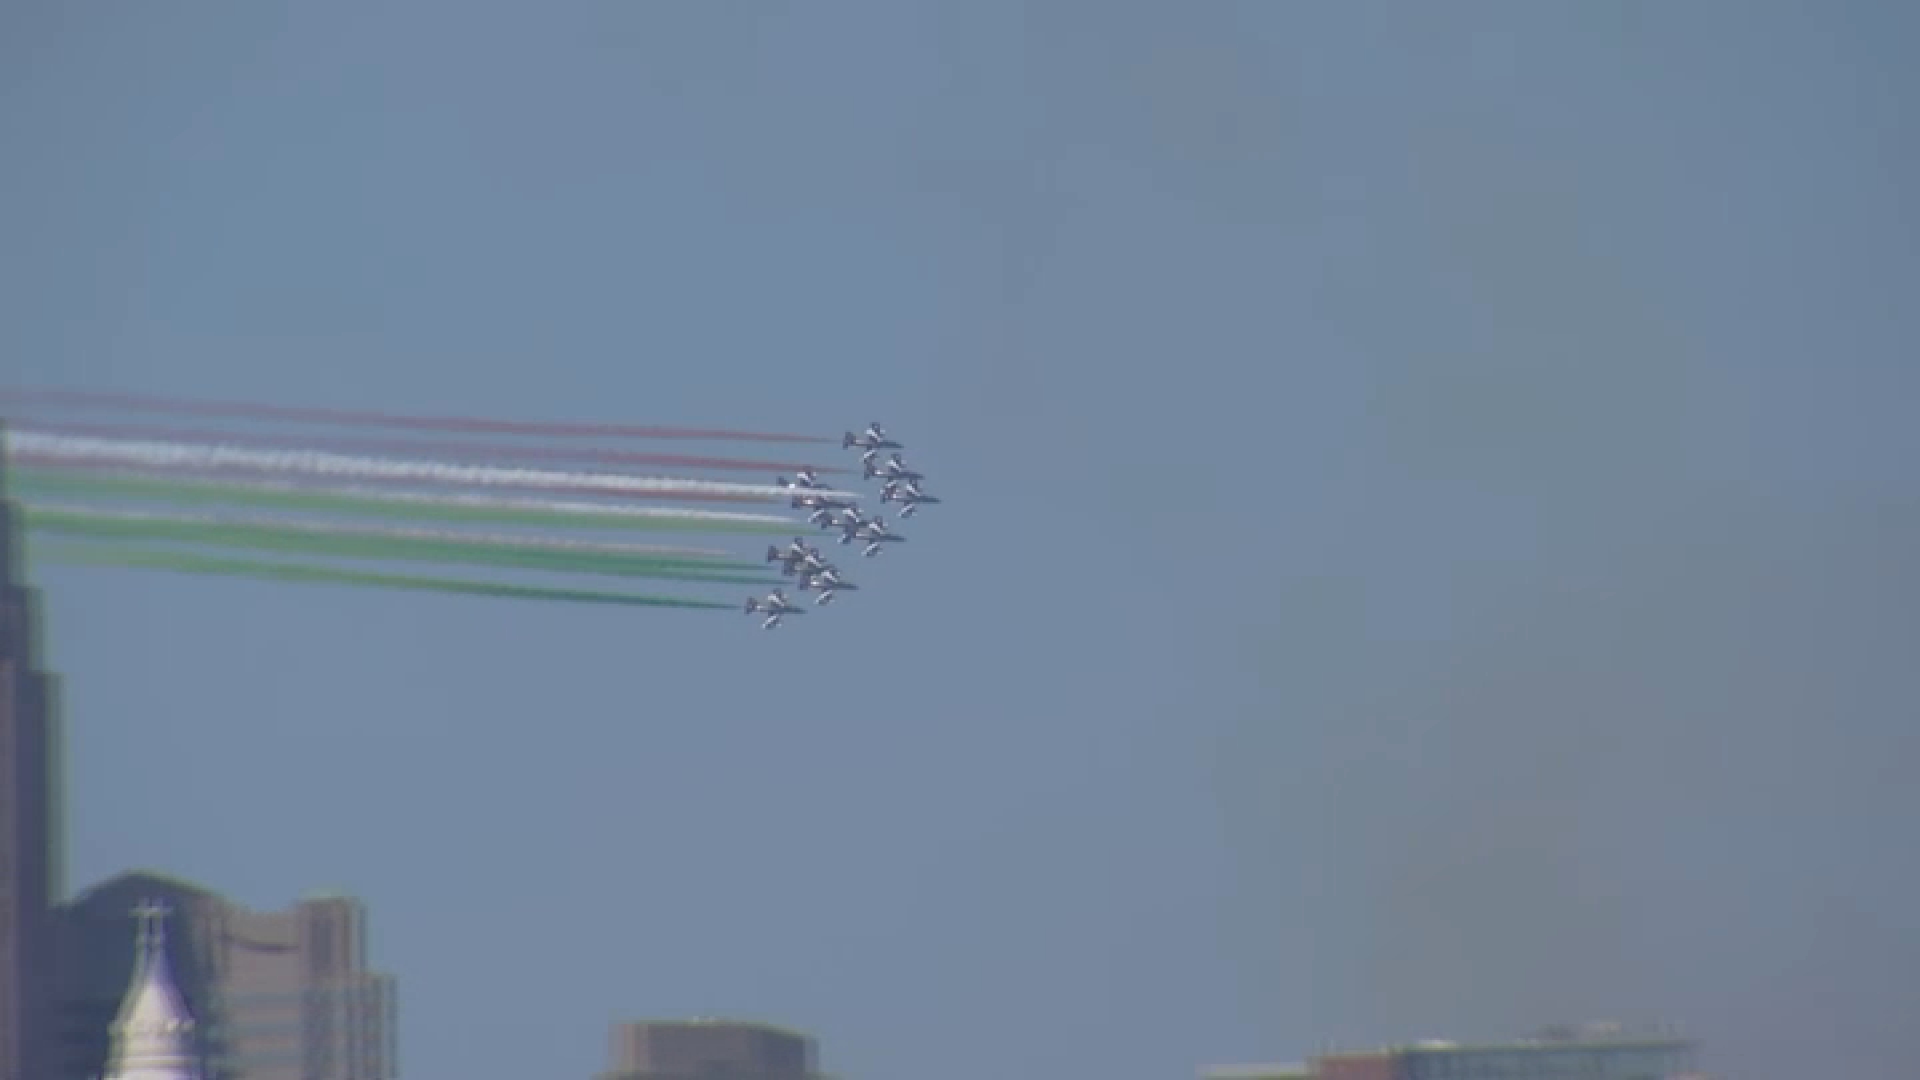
[1202,1064,1310,1080]
[1312,1025,1693,1060]
[620,1017,817,1041]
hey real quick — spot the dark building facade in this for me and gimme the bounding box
[0,439,63,1080]
[600,1020,816,1080]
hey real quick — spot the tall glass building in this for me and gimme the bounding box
[0,432,62,1080]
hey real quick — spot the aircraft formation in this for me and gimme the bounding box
[745,423,940,628]
[0,387,943,629]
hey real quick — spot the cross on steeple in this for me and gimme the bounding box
[131,898,173,954]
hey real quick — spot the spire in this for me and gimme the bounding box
[104,899,200,1080]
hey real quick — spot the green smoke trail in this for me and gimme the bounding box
[32,541,739,611]
[23,506,785,586]
[4,468,802,534]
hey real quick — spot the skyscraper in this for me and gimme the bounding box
[55,872,398,1080]
[0,424,62,1080]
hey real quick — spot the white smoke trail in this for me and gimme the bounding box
[6,432,861,502]
[288,483,806,526]
[10,469,807,526]
[22,503,743,560]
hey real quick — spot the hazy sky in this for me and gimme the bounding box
[5,3,1917,1079]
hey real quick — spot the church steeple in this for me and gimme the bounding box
[103,899,201,1080]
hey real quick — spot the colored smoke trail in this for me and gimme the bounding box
[14,420,848,475]
[0,387,834,444]
[24,506,782,585]
[5,469,805,533]
[7,432,858,503]
[23,503,747,561]
[31,542,739,610]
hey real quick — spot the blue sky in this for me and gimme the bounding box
[4,3,1917,1079]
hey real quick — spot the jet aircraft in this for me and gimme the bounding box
[847,514,905,558]
[767,537,809,565]
[745,423,937,628]
[781,477,855,511]
[862,452,924,485]
[776,469,827,491]
[796,566,858,605]
[744,588,805,629]
[790,489,857,517]
[880,479,941,517]
[829,507,871,542]
[766,540,829,577]
[843,423,902,452]
[806,502,853,527]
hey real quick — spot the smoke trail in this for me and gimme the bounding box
[5,469,807,534]
[0,387,835,444]
[7,432,860,503]
[22,504,739,560]
[31,541,739,610]
[14,420,848,475]
[24,506,782,585]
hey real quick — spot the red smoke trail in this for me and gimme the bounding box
[0,387,836,444]
[16,419,846,475]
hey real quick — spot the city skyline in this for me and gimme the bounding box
[55,870,397,1080]
[0,413,1757,1080]
[1219,1024,1699,1080]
